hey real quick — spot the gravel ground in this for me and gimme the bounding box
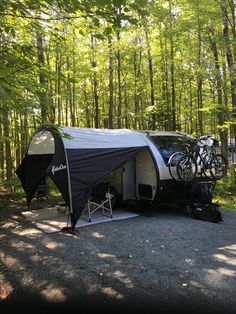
[0,199,236,314]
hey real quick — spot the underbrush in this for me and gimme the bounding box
[214,164,236,212]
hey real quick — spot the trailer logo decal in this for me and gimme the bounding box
[51,164,67,175]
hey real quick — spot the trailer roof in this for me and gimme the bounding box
[139,130,195,139]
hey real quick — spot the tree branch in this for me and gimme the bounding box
[0,12,86,21]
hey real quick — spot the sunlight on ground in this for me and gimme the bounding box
[92,231,105,238]
[40,284,66,302]
[0,280,14,300]
[113,270,134,288]
[0,234,7,240]
[86,270,133,300]
[203,244,236,287]
[214,244,236,267]
[12,215,21,220]
[0,252,19,269]
[10,240,34,250]
[1,221,18,229]
[11,227,42,236]
[101,286,124,300]
[205,267,233,283]
[219,244,236,255]
[213,253,236,266]
[189,280,215,297]
[98,253,116,259]
[43,239,66,249]
[87,284,125,300]
[217,267,236,276]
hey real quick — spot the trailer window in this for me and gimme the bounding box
[150,136,194,164]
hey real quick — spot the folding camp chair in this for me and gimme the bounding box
[82,182,113,222]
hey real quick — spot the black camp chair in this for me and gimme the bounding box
[82,182,114,222]
[35,177,48,201]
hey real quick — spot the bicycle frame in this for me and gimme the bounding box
[176,135,227,182]
[191,141,217,175]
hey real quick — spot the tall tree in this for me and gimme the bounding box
[168,0,176,131]
[209,23,228,159]
[117,30,122,128]
[36,18,47,122]
[145,27,156,130]
[108,37,114,129]
[221,0,236,144]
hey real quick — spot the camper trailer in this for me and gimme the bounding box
[16,125,215,228]
[105,130,214,208]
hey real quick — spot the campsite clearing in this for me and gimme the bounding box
[0,200,236,314]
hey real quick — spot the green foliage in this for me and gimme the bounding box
[214,165,236,206]
[0,0,236,190]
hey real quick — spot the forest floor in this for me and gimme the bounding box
[0,196,236,314]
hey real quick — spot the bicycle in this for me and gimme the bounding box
[167,138,196,181]
[176,135,227,182]
[168,151,186,181]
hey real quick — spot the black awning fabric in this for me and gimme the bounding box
[16,125,150,230]
[66,146,146,227]
[16,154,54,206]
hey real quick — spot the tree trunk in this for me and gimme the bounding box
[20,113,28,160]
[197,78,203,135]
[93,71,99,128]
[159,22,170,130]
[209,24,228,159]
[133,36,142,129]
[14,113,20,169]
[117,31,122,128]
[72,52,76,126]
[108,37,114,129]
[0,115,4,180]
[134,43,138,129]
[169,0,176,131]
[189,79,194,134]
[221,0,236,146]
[45,46,55,123]
[145,28,155,130]
[56,49,62,125]
[124,82,129,129]
[3,109,13,185]
[67,55,76,127]
[36,20,47,123]
[91,36,99,128]
[196,0,203,135]
[83,80,91,128]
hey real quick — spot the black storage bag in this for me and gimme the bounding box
[191,203,223,223]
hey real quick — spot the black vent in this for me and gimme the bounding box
[138,184,152,199]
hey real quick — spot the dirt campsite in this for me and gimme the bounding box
[0,197,235,314]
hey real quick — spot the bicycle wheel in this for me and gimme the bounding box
[177,155,197,182]
[209,154,227,180]
[168,152,185,181]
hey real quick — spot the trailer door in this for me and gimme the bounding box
[122,158,135,200]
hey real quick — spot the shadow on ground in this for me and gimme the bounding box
[0,198,235,314]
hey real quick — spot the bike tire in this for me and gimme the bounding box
[168,152,185,181]
[176,155,197,182]
[209,154,228,180]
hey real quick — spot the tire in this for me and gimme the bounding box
[209,154,227,180]
[168,152,185,181]
[177,155,197,182]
